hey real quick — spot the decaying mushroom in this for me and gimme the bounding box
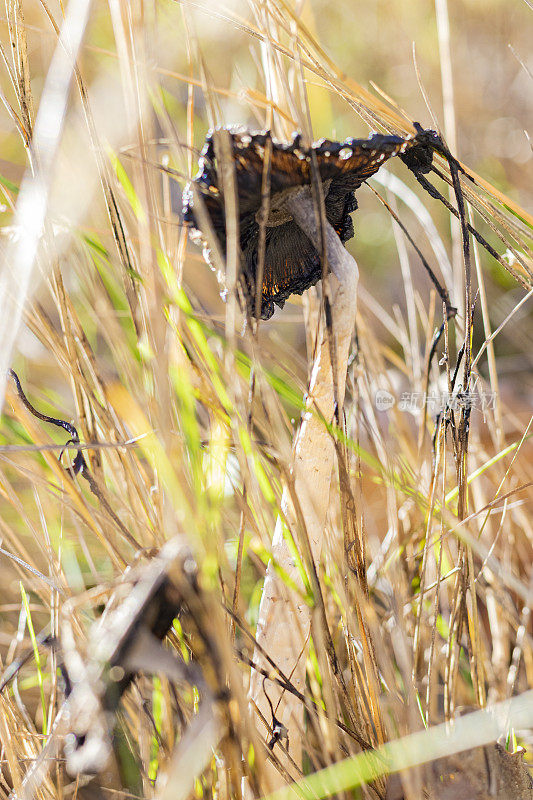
[183,126,437,319]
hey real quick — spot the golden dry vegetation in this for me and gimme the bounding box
[0,1,532,799]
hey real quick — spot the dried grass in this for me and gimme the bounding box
[0,1,532,799]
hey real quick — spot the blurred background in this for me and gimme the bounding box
[0,0,531,605]
[0,0,531,367]
[0,2,532,793]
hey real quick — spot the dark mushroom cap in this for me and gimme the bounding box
[183,127,433,320]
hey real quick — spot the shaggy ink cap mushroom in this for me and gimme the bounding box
[399,123,443,175]
[183,127,435,320]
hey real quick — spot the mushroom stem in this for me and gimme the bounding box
[248,187,358,788]
[285,187,359,286]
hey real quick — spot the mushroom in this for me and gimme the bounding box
[183,127,435,319]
